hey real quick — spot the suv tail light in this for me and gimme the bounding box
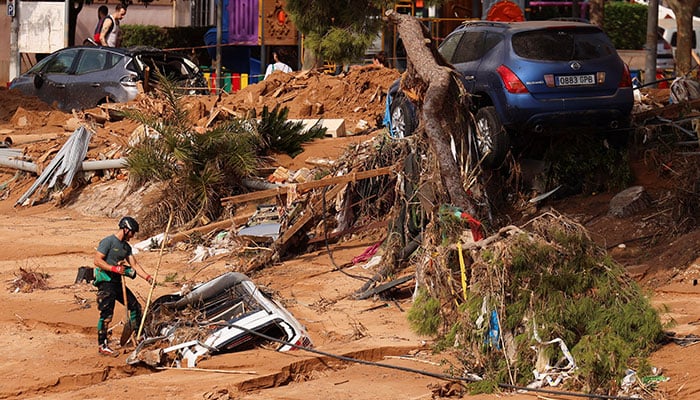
[619,65,632,88]
[497,65,528,94]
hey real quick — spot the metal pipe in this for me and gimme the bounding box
[0,157,127,174]
[81,158,128,171]
[0,157,38,173]
[241,178,284,191]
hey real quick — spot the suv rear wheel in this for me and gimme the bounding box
[389,96,416,138]
[475,106,509,168]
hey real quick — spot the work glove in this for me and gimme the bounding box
[124,267,137,279]
[110,265,136,279]
[110,265,125,275]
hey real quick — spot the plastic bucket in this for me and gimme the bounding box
[241,73,248,89]
[209,72,217,94]
[232,73,241,92]
[203,72,211,90]
[222,72,232,93]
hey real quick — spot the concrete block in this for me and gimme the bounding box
[289,119,346,138]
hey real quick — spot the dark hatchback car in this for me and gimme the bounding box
[9,46,207,112]
[387,20,634,167]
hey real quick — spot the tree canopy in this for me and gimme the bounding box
[286,0,383,66]
[286,0,448,67]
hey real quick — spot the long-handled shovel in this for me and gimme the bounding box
[119,277,134,346]
[136,212,174,341]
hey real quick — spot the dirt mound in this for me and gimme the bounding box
[0,87,57,121]
[0,67,399,154]
[0,67,399,191]
[210,66,400,131]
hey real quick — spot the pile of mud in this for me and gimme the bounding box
[0,66,400,184]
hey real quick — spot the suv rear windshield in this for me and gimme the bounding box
[511,27,616,61]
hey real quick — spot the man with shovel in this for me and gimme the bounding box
[93,216,153,356]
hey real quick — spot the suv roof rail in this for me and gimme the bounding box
[548,17,590,23]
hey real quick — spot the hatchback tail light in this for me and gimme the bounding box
[619,65,632,88]
[497,65,528,94]
[120,74,139,87]
[290,336,312,350]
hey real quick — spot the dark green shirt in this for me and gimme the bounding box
[94,234,132,284]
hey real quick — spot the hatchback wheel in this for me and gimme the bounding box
[389,96,416,139]
[475,106,508,168]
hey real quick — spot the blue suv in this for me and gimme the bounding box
[386,20,634,167]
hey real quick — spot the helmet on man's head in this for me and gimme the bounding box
[118,216,139,233]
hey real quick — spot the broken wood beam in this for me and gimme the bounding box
[167,213,251,246]
[632,98,700,122]
[242,182,348,275]
[221,166,394,206]
[307,218,389,245]
[277,182,346,247]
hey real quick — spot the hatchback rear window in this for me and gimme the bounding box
[511,28,616,61]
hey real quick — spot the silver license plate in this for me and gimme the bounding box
[556,74,595,86]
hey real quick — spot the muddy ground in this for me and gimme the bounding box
[0,69,699,400]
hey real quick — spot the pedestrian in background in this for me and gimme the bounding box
[93,5,109,43]
[264,50,292,79]
[100,4,127,47]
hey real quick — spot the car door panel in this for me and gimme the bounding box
[36,49,80,110]
[67,49,111,109]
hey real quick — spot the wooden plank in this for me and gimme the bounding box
[166,213,252,246]
[632,98,700,123]
[222,186,288,205]
[221,166,394,206]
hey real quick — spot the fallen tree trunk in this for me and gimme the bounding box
[350,12,484,297]
[386,10,477,215]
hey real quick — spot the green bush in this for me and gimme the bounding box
[121,24,173,48]
[604,2,648,50]
[408,289,442,336]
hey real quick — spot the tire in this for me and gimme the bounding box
[604,117,631,150]
[389,96,416,139]
[474,106,509,168]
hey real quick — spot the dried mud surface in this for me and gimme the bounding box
[0,75,699,399]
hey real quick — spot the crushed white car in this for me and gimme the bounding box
[128,272,312,367]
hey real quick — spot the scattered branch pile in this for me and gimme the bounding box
[9,267,50,293]
[412,212,664,395]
